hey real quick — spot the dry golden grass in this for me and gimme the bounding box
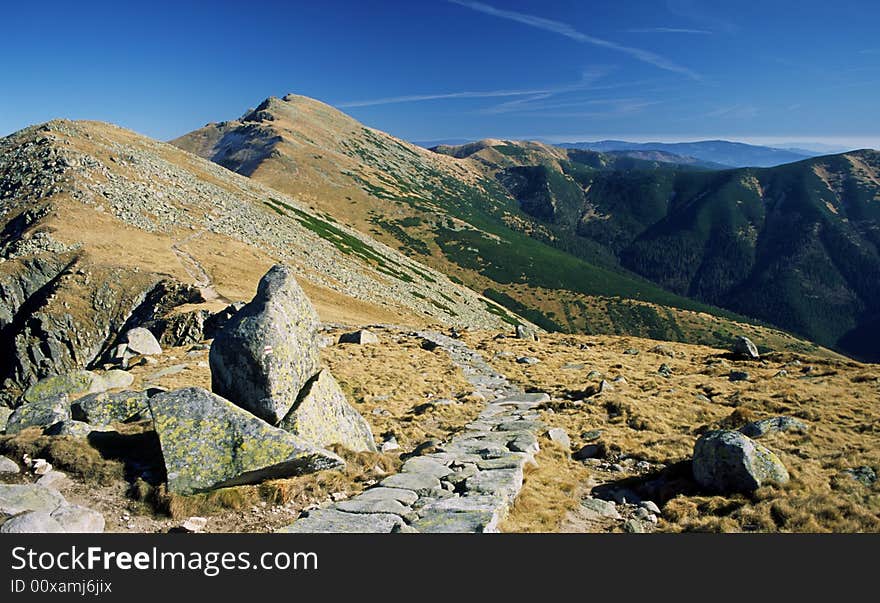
[321,328,483,453]
[500,440,592,533]
[466,331,880,533]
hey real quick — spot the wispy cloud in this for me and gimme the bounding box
[706,104,758,119]
[339,68,612,110]
[337,89,551,108]
[449,0,700,80]
[859,48,880,55]
[626,27,712,34]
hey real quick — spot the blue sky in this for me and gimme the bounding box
[2,0,879,149]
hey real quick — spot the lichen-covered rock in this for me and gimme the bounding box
[22,370,105,404]
[209,265,321,424]
[43,420,104,438]
[733,336,760,359]
[278,370,376,452]
[5,394,71,434]
[123,327,162,356]
[148,387,343,495]
[71,390,149,425]
[693,430,789,493]
[740,416,808,439]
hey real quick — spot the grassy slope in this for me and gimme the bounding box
[173,99,829,356]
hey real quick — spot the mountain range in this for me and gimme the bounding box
[173,94,880,361]
[556,140,817,168]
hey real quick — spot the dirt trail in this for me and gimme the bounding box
[171,231,232,304]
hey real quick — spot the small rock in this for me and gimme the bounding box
[733,336,760,359]
[514,324,537,341]
[338,329,380,345]
[740,416,808,439]
[573,443,605,461]
[650,344,675,357]
[844,466,876,486]
[516,356,540,365]
[581,497,621,520]
[624,518,647,533]
[100,369,134,390]
[658,364,672,378]
[640,500,661,515]
[123,327,163,356]
[180,516,208,533]
[729,371,750,382]
[381,436,400,452]
[546,428,571,448]
[32,459,52,476]
[0,455,20,474]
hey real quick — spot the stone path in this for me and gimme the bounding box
[278,331,548,533]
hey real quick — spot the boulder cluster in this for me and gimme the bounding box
[1,264,377,514]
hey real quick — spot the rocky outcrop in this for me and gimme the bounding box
[147,387,343,495]
[210,265,321,424]
[692,430,789,493]
[22,370,106,404]
[279,370,376,452]
[0,255,164,405]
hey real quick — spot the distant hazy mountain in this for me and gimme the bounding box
[557,139,816,168]
[411,138,473,148]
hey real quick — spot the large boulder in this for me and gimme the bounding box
[732,336,760,359]
[71,390,149,426]
[123,327,162,356]
[692,430,789,493]
[279,370,376,452]
[148,387,343,495]
[5,394,71,434]
[209,265,321,424]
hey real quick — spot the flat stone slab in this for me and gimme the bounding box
[278,509,403,533]
[380,472,442,495]
[464,468,524,504]
[412,509,500,533]
[491,393,550,407]
[336,498,416,522]
[401,457,453,479]
[356,487,419,506]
